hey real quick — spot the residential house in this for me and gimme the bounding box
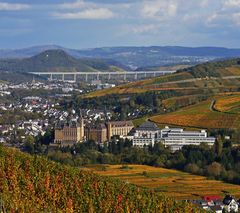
[223,195,239,212]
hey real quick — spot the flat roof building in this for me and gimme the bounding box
[161,126,215,152]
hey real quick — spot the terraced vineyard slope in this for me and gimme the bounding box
[150,94,240,130]
[0,145,197,212]
[84,165,240,200]
[85,58,240,98]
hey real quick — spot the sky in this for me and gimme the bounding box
[0,0,240,49]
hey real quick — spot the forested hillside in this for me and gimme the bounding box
[0,50,126,73]
[0,145,197,212]
[178,58,240,78]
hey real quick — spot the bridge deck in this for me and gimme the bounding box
[30,71,176,75]
[29,70,176,82]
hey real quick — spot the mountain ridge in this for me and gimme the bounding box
[1,45,240,70]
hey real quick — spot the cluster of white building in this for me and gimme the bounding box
[132,121,216,151]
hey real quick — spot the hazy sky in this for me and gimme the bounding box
[0,0,240,49]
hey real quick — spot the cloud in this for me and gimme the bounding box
[232,13,240,25]
[58,0,88,9]
[141,0,178,20]
[53,8,115,20]
[0,2,30,11]
[224,0,240,8]
[131,24,159,33]
[200,0,210,8]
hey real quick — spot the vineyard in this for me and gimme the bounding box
[214,93,240,114]
[0,145,198,212]
[84,165,240,200]
[84,61,240,98]
[150,95,240,130]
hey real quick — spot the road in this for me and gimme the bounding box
[154,75,240,86]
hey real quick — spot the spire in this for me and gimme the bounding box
[32,76,35,84]
[78,109,84,127]
[79,108,83,119]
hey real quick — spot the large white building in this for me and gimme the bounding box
[132,121,160,148]
[132,122,216,151]
[161,126,216,152]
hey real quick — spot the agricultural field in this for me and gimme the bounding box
[162,95,208,110]
[219,66,240,76]
[150,94,240,130]
[214,93,240,114]
[84,164,240,200]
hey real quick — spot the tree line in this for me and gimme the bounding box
[24,134,240,185]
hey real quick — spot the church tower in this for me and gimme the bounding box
[78,110,84,142]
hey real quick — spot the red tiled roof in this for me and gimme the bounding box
[203,196,222,202]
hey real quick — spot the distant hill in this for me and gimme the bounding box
[1,45,240,69]
[0,145,196,212]
[0,71,45,84]
[0,49,127,73]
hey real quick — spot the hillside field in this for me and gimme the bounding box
[85,62,240,98]
[214,94,240,114]
[84,164,240,200]
[0,146,198,212]
[150,94,240,130]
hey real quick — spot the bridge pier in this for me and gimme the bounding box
[108,73,111,80]
[50,74,53,81]
[62,74,65,82]
[124,73,127,81]
[85,74,88,82]
[74,74,77,82]
[135,73,138,80]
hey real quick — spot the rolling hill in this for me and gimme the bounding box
[85,58,240,98]
[0,145,197,212]
[0,49,127,73]
[150,94,240,130]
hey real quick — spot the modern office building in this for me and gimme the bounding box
[161,126,216,151]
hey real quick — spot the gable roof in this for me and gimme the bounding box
[223,195,236,205]
[137,121,160,131]
[108,121,134,127]
[203,195,222,202]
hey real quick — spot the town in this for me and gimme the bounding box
[1,76,240,212]
[0,79,216,151]
[1,0,240,212]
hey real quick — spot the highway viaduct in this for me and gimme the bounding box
[29,71,176,82]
